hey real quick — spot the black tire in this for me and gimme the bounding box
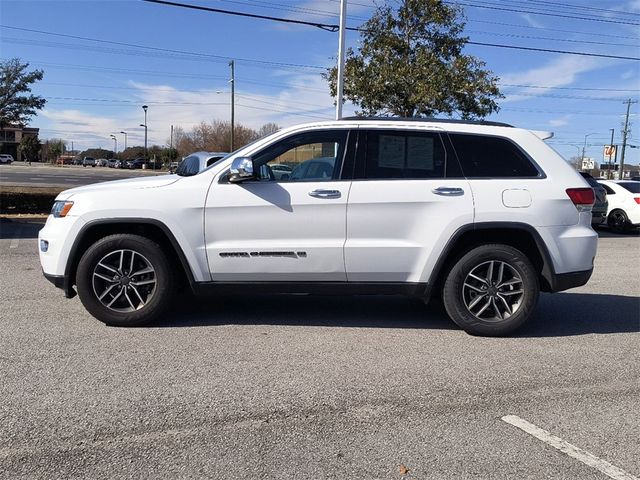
[607,209,629,234]
[442,244,539,336]
[76,234,174,327]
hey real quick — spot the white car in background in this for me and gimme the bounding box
[0,154,14,164]
[597,180,640,233]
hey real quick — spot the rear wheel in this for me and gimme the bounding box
[442,244,539,336]
[76,234,174,327]
[608,209,629,234]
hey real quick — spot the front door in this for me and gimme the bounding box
[205,129,354,282]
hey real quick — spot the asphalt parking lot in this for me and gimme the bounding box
[0,163,160,188]
[0,219,638,479]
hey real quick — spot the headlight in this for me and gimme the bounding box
[51,200,74,218]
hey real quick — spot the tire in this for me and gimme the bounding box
[442,244,539,336]
[607,209,629,234]
[76,234,174,327]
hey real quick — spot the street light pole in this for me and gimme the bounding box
[229,60,235,151]
[581,133,597,167]
[335,0,347,120]
[142,105,148,159]
[120,131,128,152]
[109,135,117,155]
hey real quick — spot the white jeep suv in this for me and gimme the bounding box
[39,118,597,336]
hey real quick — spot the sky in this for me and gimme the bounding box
[1,0,639,165]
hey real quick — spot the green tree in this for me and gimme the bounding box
[44,138,66,162]
[0,58,46,126]
[120,146,146,160]
[19,134,41,162]
[324,0,502,119]
[80,148,114,159]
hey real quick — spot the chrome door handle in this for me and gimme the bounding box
[309,189,341,199]
[432,187,464,196]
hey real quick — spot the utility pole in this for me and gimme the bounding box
[608,129,614,180]
[335,0,347,120]
[619,98,637,180]
[170,125,173,150]
[229,60,235,151]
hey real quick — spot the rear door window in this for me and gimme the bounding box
[355,130,446,180]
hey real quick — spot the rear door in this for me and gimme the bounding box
[345,128,474,283]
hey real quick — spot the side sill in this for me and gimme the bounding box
[192,281,429,297]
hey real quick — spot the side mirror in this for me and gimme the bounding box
[229,157,255,183]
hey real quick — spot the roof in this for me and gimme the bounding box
[340,116,514,128]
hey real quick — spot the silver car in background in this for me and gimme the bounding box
[174,151,228,176]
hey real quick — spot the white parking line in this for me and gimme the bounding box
[501,415,638,480]
[9,227,21,249]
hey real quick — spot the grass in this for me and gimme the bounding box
[0,186,63,214]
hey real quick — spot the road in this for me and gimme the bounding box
[0,163,161,188]
[0,220,638,479]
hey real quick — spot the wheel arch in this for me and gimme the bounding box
[425,222,556,300]
[64,219,196,297]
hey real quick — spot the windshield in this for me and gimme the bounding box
[618,182,640,194]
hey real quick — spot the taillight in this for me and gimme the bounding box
[634,197,640,205]
[566,188,595,208]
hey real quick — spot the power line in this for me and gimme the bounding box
[40,80,639,95]
[142,0,340,31]
[449,1,640,26]
[460,0,634,21]
[0,25,326,71]
[520,0,640,18]
[466,19,639,41]
[466,30,639,48]
[140,0,640,61]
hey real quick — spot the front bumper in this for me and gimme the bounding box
[43,272,76,298]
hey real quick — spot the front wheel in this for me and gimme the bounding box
[442,244,539,336]
[76,234,174,327]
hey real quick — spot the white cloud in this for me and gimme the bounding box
[549,115,571,127]
[37,74,348,151]
[519,13,545,29]
[499,56,614,103]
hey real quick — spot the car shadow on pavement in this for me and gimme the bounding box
[519,292,640,337]
[157,291,639,336]
[0,218,44,239]
[595,227,640,238]
[158,294,457,330]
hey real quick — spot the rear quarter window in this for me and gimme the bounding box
[449,133,540,178]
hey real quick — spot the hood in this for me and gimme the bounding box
[56,174,181,200]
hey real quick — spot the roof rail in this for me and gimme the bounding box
[340,116,514,128]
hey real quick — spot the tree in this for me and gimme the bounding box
[80,148,114,160]
[171,120,278,156]
[0,58,46,127]
[43,138,66,162]
[120,146,146,160]
[256,122,280,138]
[19,134,41,162]
[324,0,502,119]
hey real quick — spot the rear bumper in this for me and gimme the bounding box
[591,210,607,225]
[547,268,593,292]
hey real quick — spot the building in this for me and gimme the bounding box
[0,125,39,161]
